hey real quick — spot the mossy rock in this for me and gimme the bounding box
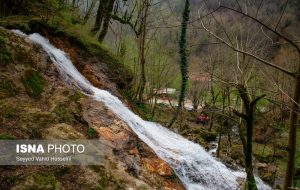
[53,104,75,124]
[0,32,12,65]
[258,169,276,185]
[254,153,274,163]
[20,111,57,138]
[14,46,36,67]
[89,165,126,190]
[22,69,45,99]
[23,173,62,190]
[0,101,17,119]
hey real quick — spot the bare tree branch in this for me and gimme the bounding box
[201,21,296,77]
[218,5,300,55]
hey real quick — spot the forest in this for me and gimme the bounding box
[0,0,299,190]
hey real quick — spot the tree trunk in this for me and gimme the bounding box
[245,106,257,190]
[92,0,106,33]
[98,0,116,42]
[236,84,264,190]
[83,0,96,24]
[0,0,4,17]
[217,125,222,158]
[284,75,300,190]
[136,0,149,102]
[168,0,190,128]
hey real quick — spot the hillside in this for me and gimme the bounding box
[0,26,183,189]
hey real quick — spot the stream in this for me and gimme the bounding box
[12,30,272,190]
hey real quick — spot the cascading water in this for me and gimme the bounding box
[12,30,272,190]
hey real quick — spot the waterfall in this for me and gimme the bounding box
[12,30,271,190]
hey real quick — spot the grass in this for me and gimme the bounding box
[0,133,16,139]
[0,101,17,119]
[28,173,60,190]
[22,70,45,99]
[253,142,275,163]
[53,104,75,124]
[0,80,17,98]
[69,91,84,102]
[88,165,126,190]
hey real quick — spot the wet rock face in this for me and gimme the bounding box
[0,28,184,190]
[82,99,184,189]
[142,158,174,176]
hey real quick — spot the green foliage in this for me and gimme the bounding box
[22,70,45,99]
[87,127,98,139]
[0,16,33,32]
[253,143,276,163]
[53,104,75,124]
[0,133,16,139]
[69,91,84,102]
[49,0,60,9]
[256,98,270,108]
[27,173,60,190]
[89,165,126,190]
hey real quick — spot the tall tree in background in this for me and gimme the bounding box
[83,0,97,24]
[92,0,116,42]
[109,0,152,102]
[136,0,149,102]
[168,0,190,127]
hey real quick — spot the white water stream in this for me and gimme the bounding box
[12,30,272,190]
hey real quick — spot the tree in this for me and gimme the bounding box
[92,0,116,42]
[110,0,155,102]
[83,0,97,24]
[200,2,300,189]
[168,0,190,128]
[233,85,265,189]
[135,0,149,102]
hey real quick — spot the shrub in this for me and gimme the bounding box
[87,127,98,139]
